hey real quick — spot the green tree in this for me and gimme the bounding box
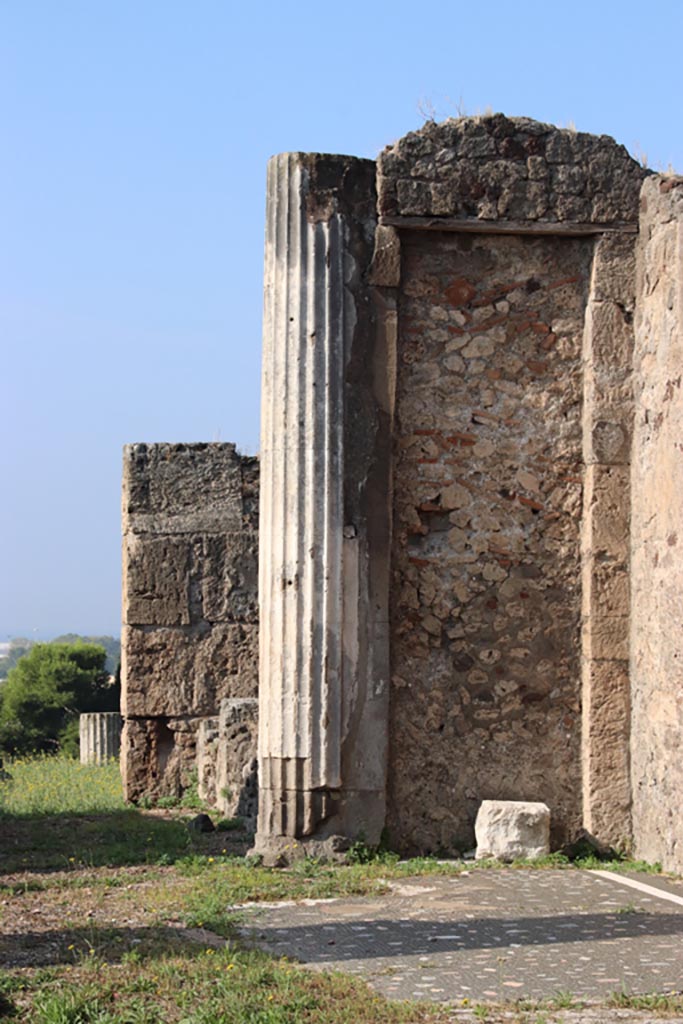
[51,634,120,674]
[0,643,120,756]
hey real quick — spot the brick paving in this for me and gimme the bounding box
[238,869,683,1004]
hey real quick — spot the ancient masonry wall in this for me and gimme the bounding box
[121,443,259,801]
[122,118,683,867]
[390,230,590,852]
[631,176,683,873]
[378,115,645,854]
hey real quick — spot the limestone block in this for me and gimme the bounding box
[121,715,208,802]
[201,534,258,624]
[581,660,631,842]
[586,299,634,369]
[122,623,258,717]
[124,535,193,626]
[123,443,258,535]
[196,716,220,805]
[582,465,629,561]
[475,800,550,861]
[369,224,401,287]
[215,698,259,826]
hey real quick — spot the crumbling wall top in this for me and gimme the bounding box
[378,114,648,226]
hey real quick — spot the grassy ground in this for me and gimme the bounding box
[0,756,680,1023]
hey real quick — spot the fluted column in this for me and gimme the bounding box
[79,712,122,765]
[255,153,391,858]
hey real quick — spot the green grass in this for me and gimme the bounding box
[0,756,211,871]
[0,755,125,816]
[4,946,455,1024]
[0,756,676,1023]
[607,990,683,1013]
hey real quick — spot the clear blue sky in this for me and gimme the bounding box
[2,0,681,640]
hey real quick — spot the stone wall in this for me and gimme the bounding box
[121,443,259,801]
[377,117,645,855]
[377,114,644,225]
[122,118,683,866]
[630,176,683,873]
[389,230,591,853]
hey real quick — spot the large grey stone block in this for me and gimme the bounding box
[475,800,550,861]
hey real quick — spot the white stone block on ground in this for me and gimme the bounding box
[475,800,550,861]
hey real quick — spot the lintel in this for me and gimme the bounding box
[379,215,638,237]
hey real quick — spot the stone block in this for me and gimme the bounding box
[582,465,629,561]
[586,299,634,369]
[215,698,259,826]
[121,715,208,802]
[196,716,220,805]
[124,535,193,626]
[475,800,550,861]
[122,623,258,717]
[201,534,258,623]
[123,443,258,535]
[581,660,631,844]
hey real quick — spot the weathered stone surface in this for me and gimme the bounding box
[124,535,192,626]
[122,119,681,867]
[215,698,259,826]
[121,715,209,802]
[121,443,259,801]
[122,623,258,718]
[201,535,258,623]
[123,443,258,535]
[475,800,550,861]
[579,230,635,848]
[631,175,683,873]
[196,716,219,805]
[388,229,589,854]
[378,115,647,225]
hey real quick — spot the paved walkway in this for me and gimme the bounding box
[237,869,683,1004]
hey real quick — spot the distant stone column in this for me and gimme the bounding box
[80,712,122,765]
[255,153,392,861]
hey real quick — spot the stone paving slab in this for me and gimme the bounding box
[237,870,683,1003]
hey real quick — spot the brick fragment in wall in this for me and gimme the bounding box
[388,229,592,855]
[378,115,647,223]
